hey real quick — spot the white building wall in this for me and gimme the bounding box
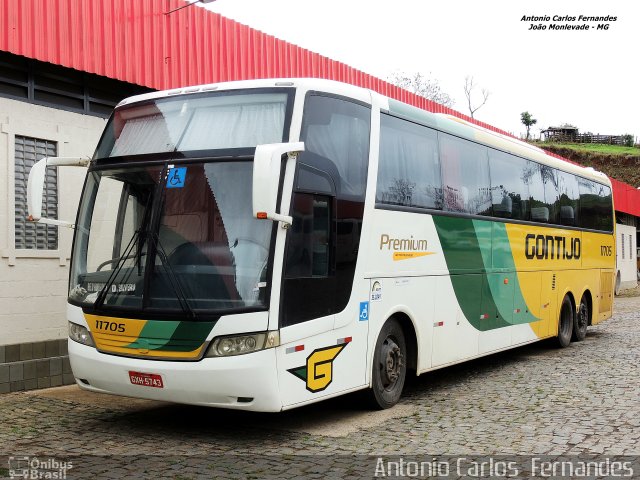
[0,97,106,344]
[615,223,638,294]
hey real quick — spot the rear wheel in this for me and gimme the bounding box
[556,295,574,348]
[572,294,589,342]
[366,319,407,409]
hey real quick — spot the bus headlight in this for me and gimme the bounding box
[68,322,95,347]
[207,331,280,357]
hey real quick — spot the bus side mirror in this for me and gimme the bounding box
[27,156,90,229]
[253,142,304,226]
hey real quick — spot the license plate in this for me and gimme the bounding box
[129,371,164,388]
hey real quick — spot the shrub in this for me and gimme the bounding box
[621,134,634,147]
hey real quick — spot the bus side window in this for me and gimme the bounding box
[376,114,442,209]
[440,133,491,215]
[578,178,613,231]
[488,149,530,221]
[281,192,336,327]
[281,94,370,327]
[557,170,580,226]
[541,166,560,224]
[285,193,332,279]
[526,162,549,223]
[300,94,370,199]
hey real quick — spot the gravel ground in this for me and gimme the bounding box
[1,297,638,478]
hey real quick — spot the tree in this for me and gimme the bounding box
[387,71,454,107]
[521,111,537,140]
[463,76,490,119]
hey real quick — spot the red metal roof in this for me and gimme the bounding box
[610,178,640,217]
[1,0,638,216]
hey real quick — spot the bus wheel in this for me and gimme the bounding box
[556,295,574,348]
[572,295,589,342]
[367,319,407,409]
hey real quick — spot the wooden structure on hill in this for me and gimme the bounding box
[542,126,627,145]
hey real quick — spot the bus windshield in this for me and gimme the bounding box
[68,89,292,317]
[69,161,272,315]
[95,91,289,158]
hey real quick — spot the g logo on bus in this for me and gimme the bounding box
[288,343,348,393]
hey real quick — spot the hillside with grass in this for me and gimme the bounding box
[533,142,640,187]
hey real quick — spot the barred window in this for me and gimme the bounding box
[14,136,58,250]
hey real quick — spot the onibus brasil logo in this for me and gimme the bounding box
[288,342,348,393]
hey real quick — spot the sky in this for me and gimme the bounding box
[204,0,639,141]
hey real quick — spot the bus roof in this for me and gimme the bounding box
[115,78,371,108]
[383,98,611,187]
[115,78,610,188]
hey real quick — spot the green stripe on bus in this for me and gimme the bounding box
[433,216,538,331]
[488,222,539,325]
[123,320,215,352]
[163,321,216,352]
[433,215,486,272]
[124,320,180,350]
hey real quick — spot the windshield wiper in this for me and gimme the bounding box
[94,189,154,309]
[139,165,199,321]
[136,193,154,276]
[92,164,198,320]
[94,228,141,309]
[151,233,198,321]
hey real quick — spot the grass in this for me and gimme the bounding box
[531,141,640,156]
[532,141,640,186]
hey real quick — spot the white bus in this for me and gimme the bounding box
[28,79,615,411]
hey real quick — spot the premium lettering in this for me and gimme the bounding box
[380,234,428,251]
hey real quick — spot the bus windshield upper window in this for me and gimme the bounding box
[95,92,289,158]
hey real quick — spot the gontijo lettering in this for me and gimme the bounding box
[525,234,581,260]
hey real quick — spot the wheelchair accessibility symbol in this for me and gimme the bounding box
[359,301,369,321]
[166,167,187,188]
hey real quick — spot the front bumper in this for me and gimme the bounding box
[68,339,282,412]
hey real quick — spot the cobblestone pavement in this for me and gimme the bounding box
[1,297,638,479]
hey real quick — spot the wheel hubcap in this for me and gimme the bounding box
[380,338,403,389]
